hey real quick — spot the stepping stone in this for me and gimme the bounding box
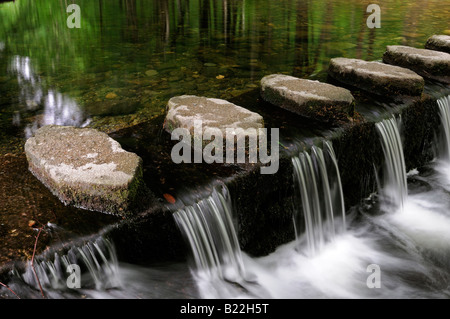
[383,45,450,84]
[260,74,355,123]
[164,95,265,146]
[425,35,450,54]
[25,125,145,216]
[328,57,424,97]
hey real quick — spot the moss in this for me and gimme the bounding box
[328,62,424,98]
[261,86,354,125]
[27,159,147,218]
[383,52,450,84]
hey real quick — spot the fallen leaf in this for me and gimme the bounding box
[216,75,225,80]
[106,92,118,99]
[163,193,176,204]
[28,220,36,227]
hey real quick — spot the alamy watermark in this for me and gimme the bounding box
[367,4,381,29]
[170,120,280,175]
[366,264,381,289]
[66,4,380,30]
[67,4,81,29]
[66,264,81,289]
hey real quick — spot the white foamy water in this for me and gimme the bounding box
[192,214,447,299]
[188,159,450,299]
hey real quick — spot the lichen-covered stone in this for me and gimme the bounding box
[24,125,144,216]
[383,45,450,84]
[328,57,424,98]
[260,74,355,123]
[425,35,450,54]
[163,95,265,146]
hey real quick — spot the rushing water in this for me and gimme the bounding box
[291,141,345,256]
[438,96,450,161]
[376,117,408,212]
[173,185,246,283]
[4,236,121,298]
[187,100,450,299]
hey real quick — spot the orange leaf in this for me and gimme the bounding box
[163,193,176,204]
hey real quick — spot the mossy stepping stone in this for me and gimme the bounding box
[25,125,144,216]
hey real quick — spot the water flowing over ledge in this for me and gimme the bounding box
[292,141,345,256]
[376,117,408,212]
[173,185,246,283]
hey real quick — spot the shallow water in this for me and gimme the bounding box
[1,0,449,142]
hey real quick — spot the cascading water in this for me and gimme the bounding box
[437,95,450,161]
[375,117,408,211]
[15,236,120,295]
[173,185,246,283]
[291,140,346,256]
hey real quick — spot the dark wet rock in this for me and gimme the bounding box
[24,125,145,216]
[328,57,424,97]
[163,95,265,146]
[383,45,450,84]
[260,74,355,123]
[425,35,450,54]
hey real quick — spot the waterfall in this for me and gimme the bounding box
[291,140,346,256]
[173,185,245,282]
[375,117,408,211]
[19,236,120,292]
[437,95,450,161]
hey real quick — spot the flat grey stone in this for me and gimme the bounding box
[260,74,355,123]
[328,57,424,97]
[425,35,450,54]
[383,45,450,83]
[164,95,265,146]
[25,125,144,216]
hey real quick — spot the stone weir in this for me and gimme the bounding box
[104,36,450,263]
[99,92,446,264]
[3,36,450,272]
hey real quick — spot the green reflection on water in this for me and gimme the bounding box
[0,0,449,140]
